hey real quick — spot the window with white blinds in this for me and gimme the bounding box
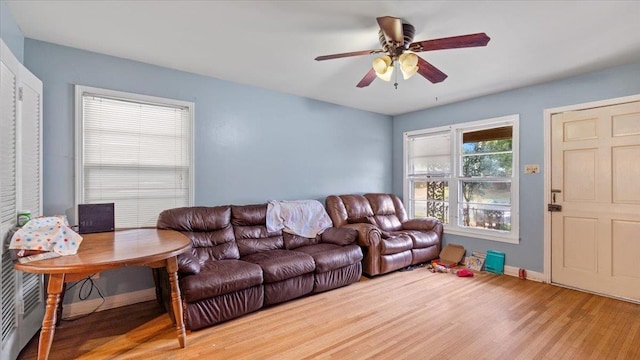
[76,86,193,228]
[405,131,451,224]
[404,115,520,244]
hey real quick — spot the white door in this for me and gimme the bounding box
[551,100,640,301]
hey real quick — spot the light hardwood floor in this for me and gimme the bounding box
[19,269,640,359]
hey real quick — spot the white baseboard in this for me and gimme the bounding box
[461,256,545,283]
[62,288,157,319]
[503,265,545,282]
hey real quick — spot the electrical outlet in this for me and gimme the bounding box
[524,164,540,174]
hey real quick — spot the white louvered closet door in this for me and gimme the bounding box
[1,38,20,360]
[1,38,44,360]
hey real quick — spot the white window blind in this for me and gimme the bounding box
[406,131,451,224]
[77,87,193,228]
[407,132,451,176]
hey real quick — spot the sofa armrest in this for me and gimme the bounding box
[320,227,358,246]
[401,218,441,232]
[177,252,201,275]
[340,223,382,248]
[340,223,385,276]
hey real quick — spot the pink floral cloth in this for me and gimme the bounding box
[10,216,83,255]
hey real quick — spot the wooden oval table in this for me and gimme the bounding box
[14,228,191,360]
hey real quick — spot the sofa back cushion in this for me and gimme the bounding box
[325,195,348,227]
[320,227,358,246]
[283,232,318,250]
[325,194,375,228]
[364,193,408,231]
[232,204,284,256]
[157,206,240,262]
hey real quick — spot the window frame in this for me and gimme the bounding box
[74,85,194,228]
[405,129,452,224]
[404,114,519,244]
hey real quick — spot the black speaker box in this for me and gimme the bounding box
[78,203,115,234]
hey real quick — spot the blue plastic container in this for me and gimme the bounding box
[485,250,505,274]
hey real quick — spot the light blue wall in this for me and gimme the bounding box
[18,23,640,299]
[393,62,640,272]
[24,39,392,302]
[0,0,24,62]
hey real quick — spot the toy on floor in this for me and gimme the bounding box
[454,268,474,277]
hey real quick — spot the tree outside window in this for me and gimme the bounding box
[460,126,513,231]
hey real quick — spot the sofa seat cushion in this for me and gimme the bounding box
[180,259,263,303]
[404,230,440,249]
[380,234,413,255]
[242,249,315,283]
[294,244,363,273]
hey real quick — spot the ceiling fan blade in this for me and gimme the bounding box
[410,33,490,52]
[356,68,377,88]
[416,56,448,83]
[315,49,383,61]
[377,16,404,46]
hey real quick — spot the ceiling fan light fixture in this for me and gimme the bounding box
[377,66,394,82]
[401,64,418,80]
[399,52,418,67]
[372,55,393,81]
[399,53,419,79]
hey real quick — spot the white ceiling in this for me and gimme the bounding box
[7,1,640,116]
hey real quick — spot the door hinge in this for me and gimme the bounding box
[18,87,23,101]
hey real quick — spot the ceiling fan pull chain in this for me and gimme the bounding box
[394,61,399,89]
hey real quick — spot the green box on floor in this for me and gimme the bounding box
[485,250,505,274]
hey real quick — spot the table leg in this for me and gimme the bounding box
[166,256,187,348]
[56,283,66,326]
[38,273,65,360]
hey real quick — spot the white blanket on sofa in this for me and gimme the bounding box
[266,200,332,238]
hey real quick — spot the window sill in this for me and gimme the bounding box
[443,226,519,244]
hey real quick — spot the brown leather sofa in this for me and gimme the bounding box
[155,203,362,331]
[325,193,443,276]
